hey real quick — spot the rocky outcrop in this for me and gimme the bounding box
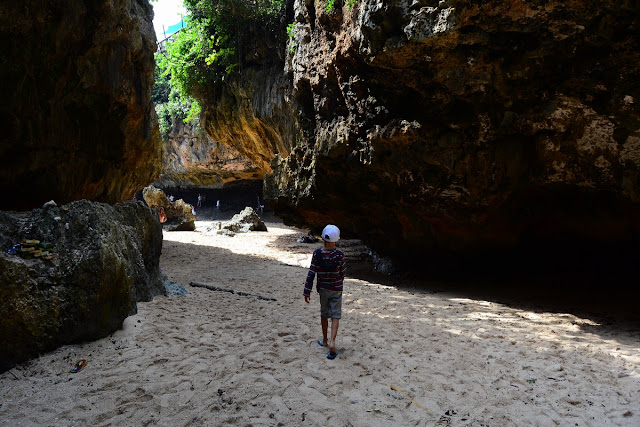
[155,120,263,189]
[214,207,268,236]
[142,185,195,230]
[0,0,161,211]
[0,200,165,372]
[264,0,640,274]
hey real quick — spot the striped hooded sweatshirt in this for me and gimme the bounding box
[303,248,347,296]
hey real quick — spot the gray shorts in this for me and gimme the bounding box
[319,289,342,319]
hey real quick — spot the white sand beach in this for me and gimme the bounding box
[1,217,638,426]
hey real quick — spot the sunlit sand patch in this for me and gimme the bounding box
[162,220,311,268]
[449,297,492,306]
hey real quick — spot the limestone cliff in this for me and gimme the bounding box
[0,0,161,211]
[155,120,263,189]
[264,0,640,273]
[159,11,297,189]
[199,40,299,174]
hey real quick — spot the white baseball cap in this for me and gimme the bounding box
[322,224,340,242]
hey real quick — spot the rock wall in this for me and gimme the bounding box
[200,58,299,174]
[264,0,640,274]
[155,120,263,189]
[0,0,161,211]
[0,200,165,372]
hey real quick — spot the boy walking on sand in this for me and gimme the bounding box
[303,224,347,359]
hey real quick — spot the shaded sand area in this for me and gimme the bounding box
[1,216,639,426]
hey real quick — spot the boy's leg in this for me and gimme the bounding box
[319,290,330,347]
[329,318,339,354]
[321,317,329,347]
[328,291,342,354]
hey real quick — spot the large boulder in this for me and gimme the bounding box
[217,207,268,235]
[0,0,161,211]
[0,200,165,372]
[142,185,195,230]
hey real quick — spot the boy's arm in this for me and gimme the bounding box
[303,250,319,297]
[303,271,315,297]
[338,251,347,279]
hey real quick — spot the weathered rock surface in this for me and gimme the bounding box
[168,17,298,193]
[0,200,165,372]
[155,120,264,189]
[199,46,298,174]
[211,207,268,236]
[263,0,640,274]
[0,0,161,211]
[142,185,195,230]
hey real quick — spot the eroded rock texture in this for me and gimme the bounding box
[0,0,161,211]
[142,184,195,230]
[0,200,165,372]
[199,41,299,174]
[221,207,268,234]
[156,120,263,189]
[265,0,640,273]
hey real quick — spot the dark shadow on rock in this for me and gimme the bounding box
[158,180,265,214]
[168,220,196,231]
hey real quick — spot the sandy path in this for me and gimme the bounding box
[1,218,638,426]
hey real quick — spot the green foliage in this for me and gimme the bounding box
[152,64,172,103]
[154,89,202,141]
[156,17,223,100]
[153,60,201,141]
[286,22,297,53]
[154,1,286,140]
[326,0,358,14]
[158,0,286,101]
